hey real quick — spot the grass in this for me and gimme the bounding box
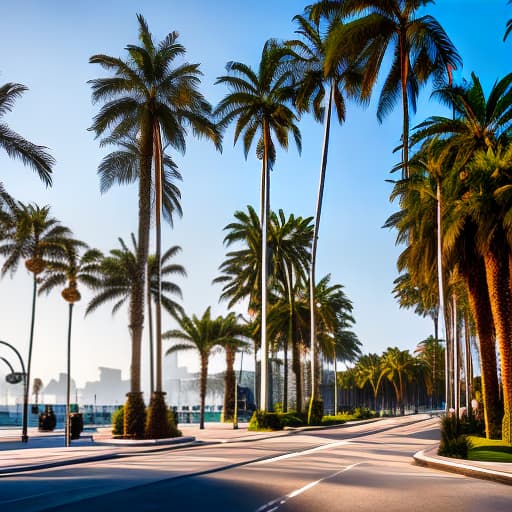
[467,435,512,463]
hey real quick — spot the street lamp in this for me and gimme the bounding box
[0,340,28,442]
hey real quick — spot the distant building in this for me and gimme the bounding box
[43,373,77,404]
[80,367,129,405]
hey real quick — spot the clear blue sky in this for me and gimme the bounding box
[0,1,509,396]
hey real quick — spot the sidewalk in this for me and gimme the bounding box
[1,423,511,485]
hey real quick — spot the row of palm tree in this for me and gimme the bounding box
[339,340,445,416]
[387,69,512,444]
[214,205,361,414]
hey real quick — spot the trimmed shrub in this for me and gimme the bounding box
[321,415,347,426]
[124,392,146,439]
[438,414,473,459]
[145,392,182,439]
[248,410,306,431]
[112,406,124,436]
[353,407,375,420]
[69,413,83,440]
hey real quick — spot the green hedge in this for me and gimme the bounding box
[248,410,305,431]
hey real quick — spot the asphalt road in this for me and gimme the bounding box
[1,416,511,511]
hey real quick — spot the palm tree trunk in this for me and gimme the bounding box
[309,81,333,420]
[146,267,154,395]
[435,178,449,412]
[65,302,73,447]
[465,257,502,438]
[153,122,163,393]
[334,357,338,414]
[400,31,410,179]
[125,120,152,438]
[200,355,208,430]
[283,338,288,413]
[453,294,459,417]
[23,273,37,443]
[223,346,236,421]
[464,313,471,409]
[484,245,512,444]
[292,339,303,413]
[260,119,270,411]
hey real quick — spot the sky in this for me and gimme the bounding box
[0,0,510,401]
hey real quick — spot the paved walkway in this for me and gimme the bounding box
[0,421,511,485]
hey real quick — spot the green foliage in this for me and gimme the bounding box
[438,414,472,459]
[467,435,512,461]
[307,398,324,425]
[111,405,124,436]
[248,410,305,431]
[145,392,174,439]
[352,407,375,420]
[124,392,146,439]
[321,415,347,426]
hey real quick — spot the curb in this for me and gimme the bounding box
[413,445,512,486]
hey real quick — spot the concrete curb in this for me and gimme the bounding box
[92,435,195,447]
[413,444,512,486]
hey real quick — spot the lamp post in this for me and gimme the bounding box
[0,340,28,442]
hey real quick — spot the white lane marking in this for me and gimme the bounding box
[255,463,361,512]
[253,440,350,465]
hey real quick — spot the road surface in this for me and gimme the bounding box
[1,416,510,511]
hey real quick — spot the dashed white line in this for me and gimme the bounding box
[255,463,361,512]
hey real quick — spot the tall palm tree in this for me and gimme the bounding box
[320,0,461,178]
[215,40,302,410]
[286,11,362,412]
[164,307,225,430]
[38,241,103,446]
[0,202,71,442]
[0,82,55,187]
[89,14,220,436]
[413,73,512,440]
[380,347,416,415]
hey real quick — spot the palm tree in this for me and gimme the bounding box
[286,11,362,412]
[164,307,225,429]
[215,313,249,422]
[215,39,301,410]
[89,14,220,436]
[0,82,55,187]
[414,336,445,409]
[380,347,416,415]
[0,202,71,442]
[86,235,184,437]
[413,74,512,440]
[355,354,383,411]
[38,241,103,446]
[214,207,313,411]
[320,0,461,178]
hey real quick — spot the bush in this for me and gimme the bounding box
[352,407,375,420]
[248,410,305,431]
[438,414,473,459]
[124,392,146,439]
[112,406,124,436]
[321,415,347,426]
